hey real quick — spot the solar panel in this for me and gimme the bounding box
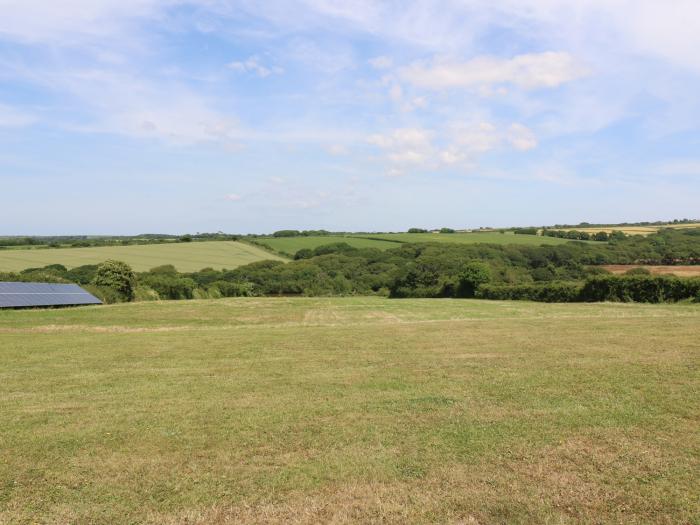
[0,282,102,308]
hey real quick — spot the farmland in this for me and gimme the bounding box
[253,231,573,256]
[550,222,700,236]
[0,241,283,273]
[251,235,399,255]
[601,265,700,277]
[1,297,698,524]
[351,231,574,246]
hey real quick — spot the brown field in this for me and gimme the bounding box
[601,265,700,277]
[550,223,700,236]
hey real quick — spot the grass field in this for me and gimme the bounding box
[1,297,698,524]
[0,241,283,273]
[251,236,399,255]
[254,232,573,255]
[351,231,574,246]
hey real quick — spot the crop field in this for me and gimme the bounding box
[1,297,698,524]
[601,265,700,277]
[351,231,574,246]
[550,223,700,236]
[0,241,283,273]
[251,236,399,255]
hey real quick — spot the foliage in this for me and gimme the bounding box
[476,282,583,302]
[93,260,137,301]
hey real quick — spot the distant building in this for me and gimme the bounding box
[0,282,102,309]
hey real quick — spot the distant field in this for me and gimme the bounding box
[551,223,700,236]
[0,241,282,272]
[252,235,400,255]
[352,231,574,246]
[602,265,700,277]
[255,232,575,255]
[1,297,698,523]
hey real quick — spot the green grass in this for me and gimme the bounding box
[252,235,400,255]
[352,231,578,246]
[253,232,576,256]
[0,241,283,273]
[1,297,698,523]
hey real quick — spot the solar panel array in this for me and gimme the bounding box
[0,282,102,308]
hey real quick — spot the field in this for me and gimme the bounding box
[251,236,399,255]
[601,265,700,277]
[254,232,573,255]
[0,241,283,273]
[1,297,698,524]
[351,232,574,246]
[550,223,700,236]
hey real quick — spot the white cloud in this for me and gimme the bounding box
[326,144,348,155]
[399,52,587,92]
[369,121,537,175]
[224,193,242,201]
[228,56,283,78]
[507,123,538,151]
[368,55,392,69]
[0,104,36,127]
[368,127,434,166]
[0,0,176,44]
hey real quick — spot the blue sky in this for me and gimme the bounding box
[1,1,699,235]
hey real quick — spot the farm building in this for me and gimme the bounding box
[0,282,101,309]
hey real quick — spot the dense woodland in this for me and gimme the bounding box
[2,228,699,304]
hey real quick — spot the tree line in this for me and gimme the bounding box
[2,228,699,304]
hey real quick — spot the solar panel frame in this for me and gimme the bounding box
[0,282,102,308]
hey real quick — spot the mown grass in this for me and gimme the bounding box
[0,241,283,273]
[1,297,699,524]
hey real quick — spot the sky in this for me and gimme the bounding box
[1,0,699,235]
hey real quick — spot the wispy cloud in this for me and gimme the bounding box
[399,52,587,92]
[228,56,283,77]
[0,104,36,127]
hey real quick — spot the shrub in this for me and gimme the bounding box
[83,284,124,304]
[580,275,700,303]
[139,274,196,299]
[210,280,256,297]
[476,282,582,302]
[93,260,136,301]
[456,262,492,297]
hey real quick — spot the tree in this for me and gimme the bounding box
[456,261,492,297]
[93,260,137,301]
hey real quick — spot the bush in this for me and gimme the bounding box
[210,281,256,297]
[83,284,124,304]
[456,262,492,297]
[139,274,196,299]
[580,275,700,303]
[476,282,583,302]
[93,260,136,301]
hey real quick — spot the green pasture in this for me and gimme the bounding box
[0,241,283,273]
[251,235,399,255]
[352,231,575,246]
[1,297,698,523]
